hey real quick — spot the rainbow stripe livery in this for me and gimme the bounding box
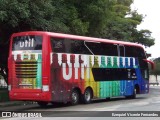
[50,53,138,98]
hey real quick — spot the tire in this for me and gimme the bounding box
[82,88,92,104]
[37,101,48,107]
[71,89,80,105]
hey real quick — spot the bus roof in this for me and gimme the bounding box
[12,31,144,48]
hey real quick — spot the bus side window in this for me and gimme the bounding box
[51,38,91,54]
[50,38,65,53]
[126,46,133,57]
[119,45,125,57]
[84,42,118,56]
[71,40,91,55]
[103,43,118,56]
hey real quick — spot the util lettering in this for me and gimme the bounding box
[20,38,34,48]
[62,62,91,80]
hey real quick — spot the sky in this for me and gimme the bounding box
[131,0,160,58]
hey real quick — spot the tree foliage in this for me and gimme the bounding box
[0,0,155,82]
[0,0,155,45]
[150,58,160,75]
[150,58,160,82]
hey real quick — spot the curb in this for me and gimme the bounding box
[0,101,35,107]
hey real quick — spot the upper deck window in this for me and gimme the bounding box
[12,35,42,51]
[50,37,118,56]
[50,38,91,54]
[125,46,146,58]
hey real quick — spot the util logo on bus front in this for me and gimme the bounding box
[20,38,34,48]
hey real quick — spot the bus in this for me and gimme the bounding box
[8,31,154,107]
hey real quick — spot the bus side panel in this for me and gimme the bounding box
[50,53,144,102]
[112,57,120,97]
[92,56,100,98]
[119,57,125,96]
[51,53,71,102]
[100,56,108,98]
[51,53,87,102]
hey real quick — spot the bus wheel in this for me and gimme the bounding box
[82,88,92,104]
[37,101,48,107]
[71,89,79,105]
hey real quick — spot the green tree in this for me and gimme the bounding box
[0,0,57,83]
[0,0,155,45]
[103,0,155,47]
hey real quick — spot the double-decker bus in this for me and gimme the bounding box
[8,31,154,107]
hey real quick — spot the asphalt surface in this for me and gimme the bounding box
[0,85,160,120]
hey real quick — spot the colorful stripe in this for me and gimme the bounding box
[51,53,138,98]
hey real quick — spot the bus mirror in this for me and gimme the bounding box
[143,59,154,70]
[146,53,151,58]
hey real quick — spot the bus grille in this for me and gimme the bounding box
[12,54,42,89]
[15,61,37,78]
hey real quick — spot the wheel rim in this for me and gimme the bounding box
[85,90,91,101]
[72,91,78,104]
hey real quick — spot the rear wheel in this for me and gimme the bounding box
[82,88,92,104]
[37,101,48,107]
[71,89,80,105]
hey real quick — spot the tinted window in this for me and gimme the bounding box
[50,38,90,54]
[136,47,146,58]
[12,35,42,51]
[119,45,125,57]
[125,46,146,58]
[125,46,134,57]
[85,42,118,56]
[51,37,119,56]
[103,43,118,56]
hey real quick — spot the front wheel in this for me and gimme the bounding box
[71,89,80,105]
[82,88,92,104]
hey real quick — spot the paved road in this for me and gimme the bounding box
[0,86,160,120]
